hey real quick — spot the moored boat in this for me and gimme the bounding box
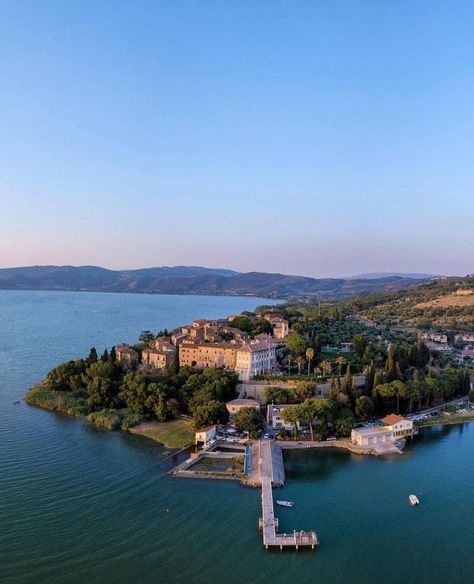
[409,494,420,505]
[276,500,294,507]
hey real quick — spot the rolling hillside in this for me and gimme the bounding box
[0,265,427,300]
[340,275,474,329]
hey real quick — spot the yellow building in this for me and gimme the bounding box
[179,342,238,369]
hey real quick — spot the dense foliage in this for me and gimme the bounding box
[38,347,238,430]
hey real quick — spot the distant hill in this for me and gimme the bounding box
[339,274,474,328]
[0,265,428,300]
[347,272,437,280]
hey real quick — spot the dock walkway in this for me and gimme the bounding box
[258,440,318,550]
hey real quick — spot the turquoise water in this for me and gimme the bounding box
[1,291,473,584]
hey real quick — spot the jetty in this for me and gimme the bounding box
[257,440,318,550]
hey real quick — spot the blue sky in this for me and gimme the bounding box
[1,1,473,277]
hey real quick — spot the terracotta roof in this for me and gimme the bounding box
[381,414,405,425]
[117,347,138,356]
[237,338,277,353]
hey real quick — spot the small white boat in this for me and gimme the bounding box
[409,495,420,506]
[276,500,294,508]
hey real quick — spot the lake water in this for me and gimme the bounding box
[1,291,473,584]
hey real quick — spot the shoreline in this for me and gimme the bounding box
[23,388,192,454]
[277,439,386,455]
[25,386,474,461]
[415,412,474,428]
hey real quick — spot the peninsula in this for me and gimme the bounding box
[26,287,474,452]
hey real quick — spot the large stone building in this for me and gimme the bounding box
[141,336,176,370]
[235,338,277,382]
[116,343,139,366]
[264,315,289,339]
[179,341,239,369]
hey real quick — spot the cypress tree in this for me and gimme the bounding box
[88,347,98,365]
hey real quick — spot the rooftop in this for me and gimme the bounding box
[381,414,405,425]
[195,424,217,433]
[227,398,260,407]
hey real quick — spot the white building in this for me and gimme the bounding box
[267,404,303,431]
[418,332,448,344]
[455,333,474,344]
[235,338,277,382]
[195,425,217,446]
[351,414,417,447]
[226,398,261,418]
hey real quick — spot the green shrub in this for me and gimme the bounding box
[25,386,88,417]
[87,408,144,430]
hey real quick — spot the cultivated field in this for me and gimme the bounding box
[415,293,474,309]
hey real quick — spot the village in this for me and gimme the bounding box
[110,307,474,457]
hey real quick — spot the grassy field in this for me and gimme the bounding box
[130,419,194,449]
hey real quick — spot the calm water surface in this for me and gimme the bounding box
[0,291,473,584]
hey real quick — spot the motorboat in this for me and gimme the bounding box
[409,494,420,506]
[276,500,294,508]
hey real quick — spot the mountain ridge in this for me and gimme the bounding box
[0,265,430,300]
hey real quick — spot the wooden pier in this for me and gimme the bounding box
[258,440,318,550]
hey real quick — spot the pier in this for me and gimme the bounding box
[258,440,318,550]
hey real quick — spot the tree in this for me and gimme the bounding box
[355,395,374,420]
[253,319,273,336]
[287,332,308,357]
[353,334,368,359]
[293,381,315,403]
[391,380,408,414]
[234,407,264,438]
[148,382,172,422]
[87,376,114,408]
[139,330,155,344]
[313,398,338,440]
[373,371,384,389]
[193,400,229,429]
[334,409,355,437]
[228,316,254,334]
[296,356,305,375]
[299,399,318,441]
[264,386,295,404]
[385,345,399,382]
[319,360,333,377]
[306,348,315,375]
[87,347,98,365]
[44,360,86,392]
[364,362,376,394]
[84,360,121,408]
[335,356,346,376]
[374,382,397,412]
[119,372,151,415]
[280,406,301,438]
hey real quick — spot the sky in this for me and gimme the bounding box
[1,1,473,278]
